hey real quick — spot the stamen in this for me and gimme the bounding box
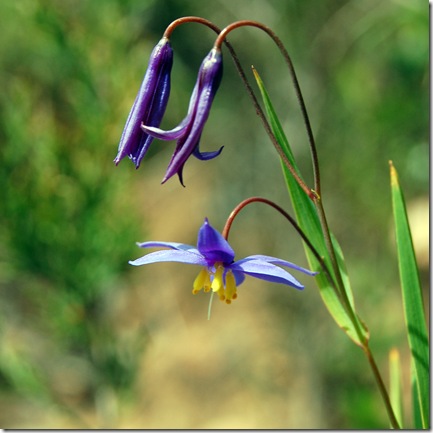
[225,270,237,302]
[217,287,226,302]
[193,268,210,294]
[211,263,224,293]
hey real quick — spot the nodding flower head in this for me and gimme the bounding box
[129,218,317,304]
[114,37,173,168]
[142,47,224,186]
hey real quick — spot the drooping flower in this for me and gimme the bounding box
[114,37,173,168]
[129,218,317,304]
[141,47,224,185]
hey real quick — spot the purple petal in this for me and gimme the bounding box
[142,121,188,141]
[193,142,224,161]
[131,70,172,168]
[230,259,305,289]
[115,37,173,165]
[129,249,207,267]
[231,270,246,286]
[238,255,317,276]
[161,48,223,184]
[129,133,154,168]
[136,241,196,251]
[142,83,199,141]
[197,218,235,264]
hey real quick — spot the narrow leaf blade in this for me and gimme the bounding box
[389,348,404,428]
[390,161,429,428]
[254,67,368,346]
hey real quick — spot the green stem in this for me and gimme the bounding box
[314,196,400,429]
[163,17,400,428]
[364,345,401,429]
[314,198,352,314]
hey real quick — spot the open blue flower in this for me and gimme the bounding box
[141,47,224,185]
[114,37,173,168]
[129,218,317,304]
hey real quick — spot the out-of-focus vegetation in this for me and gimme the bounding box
[0,0,428,429]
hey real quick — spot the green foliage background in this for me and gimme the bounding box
[0,0,428,428]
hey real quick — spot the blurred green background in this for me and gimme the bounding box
[0,0,428,428]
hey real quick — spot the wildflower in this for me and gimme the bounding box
[129,218,317,304]
[114,37,173,168]
[142,47,224,185]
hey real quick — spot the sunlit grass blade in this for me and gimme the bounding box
[253,66,368,346]
[389,348,404,428]
[389,161,429,428]
[412,371,423,429]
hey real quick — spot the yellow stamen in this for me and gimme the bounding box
[211,264,224,293]
[193,268,211,294]
[225,270,237,303]
[192,263,237,305]
[211,263,226,301]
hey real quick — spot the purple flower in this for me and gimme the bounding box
[129,218,317,304]
[114,37,173,168]
[142,47,224,185]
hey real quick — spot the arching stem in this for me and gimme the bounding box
[162,17,316,200]
[222,197,336,293]
[215,20,321,196]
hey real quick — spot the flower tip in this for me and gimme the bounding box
[113,154,122,166]
[161,174,184,186]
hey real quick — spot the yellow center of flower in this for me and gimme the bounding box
[192,262,237,304]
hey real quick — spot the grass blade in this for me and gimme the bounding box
[253,67,368,346]
[389,348,404,428]
[389,161,429,428]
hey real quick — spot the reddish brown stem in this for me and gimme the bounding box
[215,20,321,197]
[222,197,334,289]
[162,17,316,201]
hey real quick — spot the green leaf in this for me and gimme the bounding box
[253,67,368,346]
[389,348,404,428]
[390,161,429,428]
[412,370,423,429]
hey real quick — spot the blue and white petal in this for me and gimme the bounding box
[129,249,207,267]
[237,254,318,276]
[230,259,305,289]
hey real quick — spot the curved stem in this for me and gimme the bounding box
[222,197,336,291]
[163,17,315,200]
[159,21,398,427]
[215,20,321,196]
[224,196,400,429]
[163,16,221,38]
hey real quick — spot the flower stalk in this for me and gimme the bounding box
[117,16,403,428]
[215,21,400,427]
[222,196,335,291]
[214,20,321,197]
